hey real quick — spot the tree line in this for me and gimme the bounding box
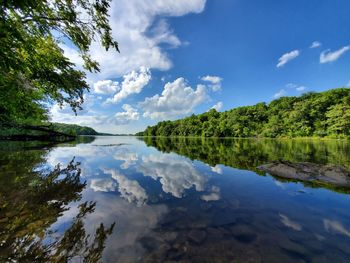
[137,88,350,138]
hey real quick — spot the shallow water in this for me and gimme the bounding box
[1,136,350,262]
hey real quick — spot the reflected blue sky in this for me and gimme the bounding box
[47,136,350,262]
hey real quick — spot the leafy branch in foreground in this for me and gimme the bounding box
[0,0,119,123]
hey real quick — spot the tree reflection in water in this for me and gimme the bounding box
[0,142,114,262]
[139,136,350,193]
[140,137,350,170]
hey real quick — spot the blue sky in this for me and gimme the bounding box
[51,0,350,133]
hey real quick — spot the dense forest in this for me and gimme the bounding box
[51,123,98,135]
[137,88,350,138]
[0,122,99,140]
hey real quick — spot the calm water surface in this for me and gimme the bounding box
[1,136,350,262]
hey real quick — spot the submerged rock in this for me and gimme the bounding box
[258,161,350,188]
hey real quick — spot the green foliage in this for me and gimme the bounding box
[137,88,350,139]
[51,122,99,135]
[0,0,118,123]
[0,122,98,141]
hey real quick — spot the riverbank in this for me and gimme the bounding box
[136,135,349,141]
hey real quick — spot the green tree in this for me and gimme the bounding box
[0,0,118,123]
[136,88,350,139]
[326,103,350,136]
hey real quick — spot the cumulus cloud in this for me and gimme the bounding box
[104,169,148,206]
[113,104,140,124]
[310,41,321,49]
[279,214,302,231]
[201,186,221,202]
[324,219,350,238]
[90,178,117,192]
[211,164,223,174]
[211,101,223,111]
[113,148,139,169]
[138,153,206,198]
[201,75,222,91]
[52,1,207,132]
[276,50,300,68]
[93,80,120,94]
[106,67,151,104]
[61,0,206,81]
[273,89,287,99]
[140,77,208,120]
[49,96,109,127]
[320,45,350,63]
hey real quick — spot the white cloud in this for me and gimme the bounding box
[138,153,206,198]
[93,80,120,94]
[104,169,148,206]
[211,101,223,111]
[296,86,306,91]
[75,193,168,262]
[347,80,350,87]
[273,89,287,98]
[52,1,207,133]
[113,148,139,169]
[61,0,206,81]
[201,192,220,202]
[201,186,220,202]
[276,50,300,68]
[310,41,321,49]
[106,67,151,104]
[113,104,140,124]
[90,178,117,192]
[150,19,182,47]
[279,214,302,231]
[140,77,208,120]
[211,164,223,174]
[61,44,84,67]
[201,75,222,91]
[320,45,350,64]
[50,98,109,128]
[324,219,350,238]
[286,83,306,92]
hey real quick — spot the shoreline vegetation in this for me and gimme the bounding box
[136,135,349,141]
[136,88,350,139]
[0,122,101,141]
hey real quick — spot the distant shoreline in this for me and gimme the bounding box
[136,135,349,141]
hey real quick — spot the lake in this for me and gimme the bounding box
[1,136,350,262]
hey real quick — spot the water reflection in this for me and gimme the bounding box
[103,168,148,206]
[140,136,350,192]
[137,153,206,198]
[0,142,114,262]
[2,136,350,262]
[139,136,350,170]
